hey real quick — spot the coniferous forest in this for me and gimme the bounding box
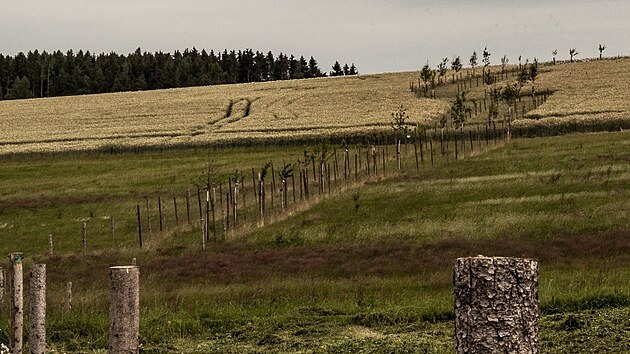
[0,48,357,100]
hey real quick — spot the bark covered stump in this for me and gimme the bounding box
[109,266,140,353]
[454,256,539,354]
[9,252,24,354]
[29,264,46,354]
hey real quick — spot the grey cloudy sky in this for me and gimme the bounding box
[2,0,628,73]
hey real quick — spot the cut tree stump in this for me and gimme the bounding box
[454,256,539,354]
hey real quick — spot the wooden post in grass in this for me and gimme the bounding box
[200,218,206,250]
[299,170,304,200]
[396,140,401,170]
[334,150,339,182]
[233,179,239,226]
[136,204,142,248]
[186,189,191,225]
[210,188,216,242]
[173,193,179,226]
[414,142,419,172]
[258,173,264,219]
[291,175,296,202]
[29,263,46,354]
[9,252,24,353]
[382,148,386,175]
[454,256,539,354]
[109,266,139,353]
[48,233,53,257]
[372,147,377,176]
[354,152,358,180]
[158,196,163,232]
[224,190,229,238]
[66,281,72,310]
[251,167,257,202]
[82,222,87,253]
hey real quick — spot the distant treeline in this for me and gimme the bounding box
[0,48,358,100]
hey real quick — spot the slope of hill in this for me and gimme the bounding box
[0,72,449,155]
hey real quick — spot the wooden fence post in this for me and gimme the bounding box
[29,264,46,354]
[66,281,73,310]
[9,252,24,353]
[454,256,539,354]
[200,218,206,251]
[48,233,53,257]
[173,193,179,226]
[136,204,143,248]
[186,189,191,225]
[82,222,87,253]
[109,266,140,353]
[158,195,164,232]
[111,217,116,240]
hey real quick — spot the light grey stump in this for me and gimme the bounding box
[454,256,539,354]
[9,252,24,354]
[109,266,140,353]
[29,264,46,354]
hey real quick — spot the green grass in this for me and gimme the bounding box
[0,131,628,352]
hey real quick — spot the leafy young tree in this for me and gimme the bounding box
[437,58,449,84]
[469,51,478,75]
[500,55,509,72]
[451,56,462,73]
[569,48,579,63]
[419,62,436,95]
[451,92,471,130]
[598,44,606,60]
[529,59,539,96]
[391,105,409,140]
[552,50,558,65]
[482,46,491,68]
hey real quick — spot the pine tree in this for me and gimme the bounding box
[299,56,309,78]
[348,63,357,75]
[308,56,324,77]
[6,76,34,99]
[469,51,478,75]
[342,63,350,75]
[331,61,343,76]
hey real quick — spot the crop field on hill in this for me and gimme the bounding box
[0,72,451,155]
[512,58,630,135]
[3,58,629,155]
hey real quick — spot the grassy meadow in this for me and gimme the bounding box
[0,131,628,352]
[0,58,629,352]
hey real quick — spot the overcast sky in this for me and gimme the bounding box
[2,0,628,73]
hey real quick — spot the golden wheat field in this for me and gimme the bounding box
[0,72,450,154]
[525,58,630,119]
[1,58,628,154]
